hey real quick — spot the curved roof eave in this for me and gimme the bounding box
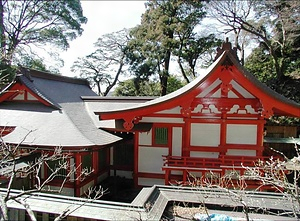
[96,51,300,120]
[96,52,228,120]
[228,53,300,118]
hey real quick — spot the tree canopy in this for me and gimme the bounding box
[0,0,87,84]
[113,75,185,96]
[71,29,129,96]
[208,0,300,81]
[126,0,215,95]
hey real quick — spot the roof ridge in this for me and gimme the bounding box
[18,67,90,87]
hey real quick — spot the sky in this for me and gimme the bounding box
[58,1,146,77]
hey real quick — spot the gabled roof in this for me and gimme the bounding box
[95,42,299,126]
[0,68,121,148]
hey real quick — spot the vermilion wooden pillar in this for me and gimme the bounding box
[74,153,81,197]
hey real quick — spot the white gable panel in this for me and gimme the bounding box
[227,124,257,144]
[13,93,24,100]
[27,92,38,101]
[228,90,239,98]
[138,146,168,174]
[197,79,221,98]
[191,123,220,146]
[211,89,221,98]
[231,80,255,98]
[157,107,181,114]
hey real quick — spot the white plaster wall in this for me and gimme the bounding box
[226,149,256,156]
[138,178,164,186]
[139,131,152,146]
[157,107,181,114]
[226,124,257,144]
[172,127,182,156]
[138,146,168,174]
[191,123,220,146]
[190,151,219,158]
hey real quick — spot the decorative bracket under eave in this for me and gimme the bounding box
[180,99,196,118]
[122,116,142,131]
[259,103,274,119]
[219,73,233,98]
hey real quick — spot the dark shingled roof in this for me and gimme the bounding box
[0,69,121,148]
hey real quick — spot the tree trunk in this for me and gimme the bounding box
[161,50,171,96]
[0,0,6,62]
[177,57,190,84]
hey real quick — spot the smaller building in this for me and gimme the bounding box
[0,68,122,196]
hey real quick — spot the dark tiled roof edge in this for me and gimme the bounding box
[23,68,90,87]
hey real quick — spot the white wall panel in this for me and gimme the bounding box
[138,146,168,174]
[226,149,256,156]
[141,117,184,123]
[138,131,152,146]
[190,151,219,158]
[227,124,257,144]
[191,123,220,146]
[172,127,182,156]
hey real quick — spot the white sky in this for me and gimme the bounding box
[59,1,146,77]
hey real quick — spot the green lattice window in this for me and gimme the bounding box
[154,127,168,145]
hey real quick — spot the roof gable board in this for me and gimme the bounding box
[0,75,61,109]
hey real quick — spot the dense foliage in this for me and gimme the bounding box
[114,75,185,96]
[126,0,220,95]
[0,0,87,85]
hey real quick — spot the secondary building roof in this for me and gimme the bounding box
[0,68,121,148]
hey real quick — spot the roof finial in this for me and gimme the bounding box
[214,38,239,62]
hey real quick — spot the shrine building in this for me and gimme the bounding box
[0,40,299,195]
